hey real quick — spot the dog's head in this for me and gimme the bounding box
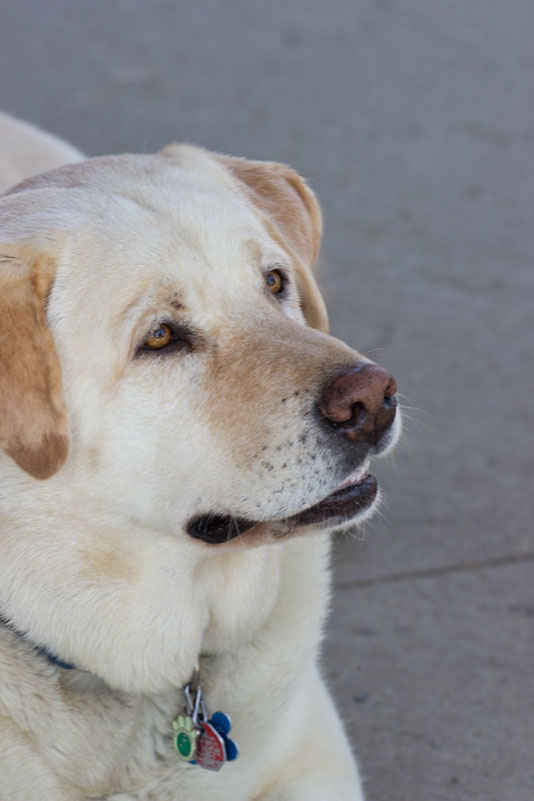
[0,146,401,690]
[0,146,400,548]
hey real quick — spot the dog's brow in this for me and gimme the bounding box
[244,239,290,273]
[118,288,186,322]
[244,239,264,266]
[169,294,184,311]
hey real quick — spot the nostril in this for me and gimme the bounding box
[347,401,367,430]
[384,377,397,398]
[383,393,397,410]
[327,401,368,431]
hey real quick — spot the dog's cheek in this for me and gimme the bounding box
[72,383,222,529]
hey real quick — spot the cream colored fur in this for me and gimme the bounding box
[0,113,400,800]
[0,111,83,193]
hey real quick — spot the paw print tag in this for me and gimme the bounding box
[172,714,199,762]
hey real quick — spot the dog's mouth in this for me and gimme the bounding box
[187,464,377,545]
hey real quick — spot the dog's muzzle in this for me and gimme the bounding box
[187,361,399,545]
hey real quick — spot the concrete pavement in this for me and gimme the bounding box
[1,1,533,798]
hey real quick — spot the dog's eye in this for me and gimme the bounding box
[266,269,285,295]
[144,324,173,350]
[137,322,193,358]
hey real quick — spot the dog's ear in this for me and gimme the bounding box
[216,155,329,333]
[0,241,69,480]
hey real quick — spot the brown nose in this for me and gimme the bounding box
[317,363,397,444]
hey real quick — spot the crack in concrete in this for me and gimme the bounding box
[335,552,534,590]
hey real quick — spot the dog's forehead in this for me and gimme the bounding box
[50,151,286,319]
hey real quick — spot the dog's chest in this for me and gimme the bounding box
[53,658,290,800]
[0,537,330,800]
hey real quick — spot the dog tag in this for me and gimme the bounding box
[210,711,239,761]
[172,714,199,762]
[175,666,239,770]
[193,720,227,771]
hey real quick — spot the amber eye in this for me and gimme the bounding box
[144,324,173,350]
[266,269,285,294]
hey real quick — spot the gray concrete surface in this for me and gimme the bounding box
[1,1,533,799]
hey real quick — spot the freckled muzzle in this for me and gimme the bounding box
[187,313,398,546]
[187,361,398,545]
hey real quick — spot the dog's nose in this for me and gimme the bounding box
[317,363,397,444]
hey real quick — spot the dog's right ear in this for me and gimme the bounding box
[0,209,69,479]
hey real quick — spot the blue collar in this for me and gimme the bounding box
[0,614,75,670]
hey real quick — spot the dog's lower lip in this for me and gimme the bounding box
[187,473,377,544]
[285,472,377,528]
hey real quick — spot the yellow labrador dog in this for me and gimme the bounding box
[0,112,400,800]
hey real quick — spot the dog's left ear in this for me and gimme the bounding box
[0,252,69,479]
[161,145,329,331]
[216,155,329,333]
